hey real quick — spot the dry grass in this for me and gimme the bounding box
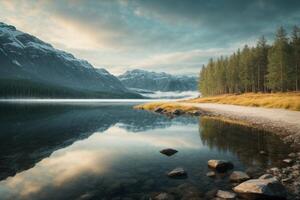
[134,102,199,113]
[186,92,300,111]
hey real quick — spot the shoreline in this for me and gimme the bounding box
[135,102,300,149]
[135,101,300,199]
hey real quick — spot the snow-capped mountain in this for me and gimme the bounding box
[0,22,140,98]
[118,69,198,92]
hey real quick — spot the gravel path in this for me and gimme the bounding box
[183,103,300,148]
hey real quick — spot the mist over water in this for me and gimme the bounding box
[139,91,199,99]
[0,91,199,104]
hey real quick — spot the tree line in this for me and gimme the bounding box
[199,26,300,96]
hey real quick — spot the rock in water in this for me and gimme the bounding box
[206,171,216,177]
[154,193,174,200]
[191,110,202,116]
[230,171,250,182]
[173,109,182,115]
[208,160,234,172]
[160,148,178,156]
[167,167,187,178]
[216,190,237,199]
[154,107,164,113]
[259,174,275,180]
[233,178,286,199]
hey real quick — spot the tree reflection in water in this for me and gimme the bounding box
[199,117,292,169]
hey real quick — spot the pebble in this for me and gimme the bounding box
[289,153,297,158]
[283,159,293,164]
[216,190,237,199]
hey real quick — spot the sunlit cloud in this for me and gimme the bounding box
[1,0,300,75]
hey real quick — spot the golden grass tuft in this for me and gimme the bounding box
[134,102,199,113]
[186,92,300,111]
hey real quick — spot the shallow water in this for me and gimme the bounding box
[0,103,292,200]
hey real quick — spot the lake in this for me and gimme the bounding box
[0,102,292,200]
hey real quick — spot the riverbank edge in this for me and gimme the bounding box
[134,102,300,149]
[135,101,300,199]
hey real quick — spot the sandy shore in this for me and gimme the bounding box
[180,103,300,148]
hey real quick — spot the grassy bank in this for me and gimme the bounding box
[135,92,300,112]
[134,102,199,113]
[187,92,300,111]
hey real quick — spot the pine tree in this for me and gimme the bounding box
[267,27,291,92]
[255,36,269,92]
[291,26,300,91]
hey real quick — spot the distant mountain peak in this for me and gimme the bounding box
[118,69,198,92]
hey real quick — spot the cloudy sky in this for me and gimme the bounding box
[1,0,300,75]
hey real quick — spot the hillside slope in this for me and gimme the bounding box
[0,22,140,98]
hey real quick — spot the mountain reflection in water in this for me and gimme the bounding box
[0,104,292,200]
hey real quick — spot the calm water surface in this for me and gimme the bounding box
[0,103,292,200]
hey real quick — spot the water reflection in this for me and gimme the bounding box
[0,104,292,200]
[0,104,196,180]
[199,117,291,168]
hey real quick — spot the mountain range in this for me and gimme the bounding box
[0,22,140,98]
[0,22,198,98]
[118,69,198,92]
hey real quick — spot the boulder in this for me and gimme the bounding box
[233,178,286,200]
[230,171,250,182]
[160,148,178,156]
[208,160,234,172]
[167,167,187,178]
[216,190,237,199]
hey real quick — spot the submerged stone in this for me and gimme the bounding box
[230,171,250,182]
[206,171,216,177]
[216,190,237,199]
[160,148,178,156]
[167,167,187,178]
[176,183,203,199]
[154,193,174,200]
[208,160,234,172]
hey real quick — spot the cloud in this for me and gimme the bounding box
[132,47,237,74]
[1,0,300,75]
